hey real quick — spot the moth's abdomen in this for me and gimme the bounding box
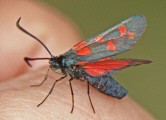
[85,75,128,99]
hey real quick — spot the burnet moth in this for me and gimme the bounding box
[16,15,152,113]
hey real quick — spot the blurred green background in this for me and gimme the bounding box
[42,1,165,119]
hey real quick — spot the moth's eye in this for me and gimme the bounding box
[71,66,76,70]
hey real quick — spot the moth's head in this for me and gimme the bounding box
[49,55,66,70]
[49,56,60,69]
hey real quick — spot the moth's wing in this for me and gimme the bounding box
[81,59,152,76]
[63,15,146,66]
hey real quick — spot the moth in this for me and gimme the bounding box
[17,14,152,113]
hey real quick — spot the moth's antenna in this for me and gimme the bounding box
[24,57,50,67]
[16,17,53,57]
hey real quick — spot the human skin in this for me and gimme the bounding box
[0,1,155,119]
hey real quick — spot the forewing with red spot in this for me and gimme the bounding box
[63,15,147,66]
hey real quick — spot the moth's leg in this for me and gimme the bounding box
[37,73,67,107]
[31,68,51,87]
[51,68,65,75]
[87,81,95,113]
[69,78,74,113]
[31,68,65,87]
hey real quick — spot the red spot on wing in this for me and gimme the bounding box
[99,57,110,61]
[83,60,129,76]
[77,47,91,55]
[127,32,134,39]
[73,41,86,51]
[76,61,89,65]
[118,25,127,36]
[107,40,116,51]
[85,69,105,76]
[95,36,104,42]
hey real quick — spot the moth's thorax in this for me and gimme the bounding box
[49,55,66,69]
